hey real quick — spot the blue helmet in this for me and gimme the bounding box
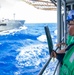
[67,10,74,21]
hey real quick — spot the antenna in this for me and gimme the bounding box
[13,13,15,20]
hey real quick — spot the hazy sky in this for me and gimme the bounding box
[0,0,57,23]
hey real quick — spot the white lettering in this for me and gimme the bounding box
[69,52,74,63]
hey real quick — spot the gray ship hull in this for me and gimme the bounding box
[0,20,25,31]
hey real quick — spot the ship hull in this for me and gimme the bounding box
[0,20,25,31]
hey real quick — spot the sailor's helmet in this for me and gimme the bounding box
[67,10,74,21]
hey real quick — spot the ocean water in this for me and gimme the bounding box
[0,23,57,75]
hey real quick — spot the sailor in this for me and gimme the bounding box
[51,10,74,75]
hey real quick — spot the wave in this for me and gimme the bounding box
[15,43,49,75]
[37,34,55,43]
[37,35,47,42]
[16,43,49,66]
[0,25,27,35]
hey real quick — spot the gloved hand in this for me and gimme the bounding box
[50,50,57,58]
[51,50,65,62]
[56,43,67,47]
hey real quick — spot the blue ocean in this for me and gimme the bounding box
[0,23,57,75]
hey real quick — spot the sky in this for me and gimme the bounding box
[0,0,57,23]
